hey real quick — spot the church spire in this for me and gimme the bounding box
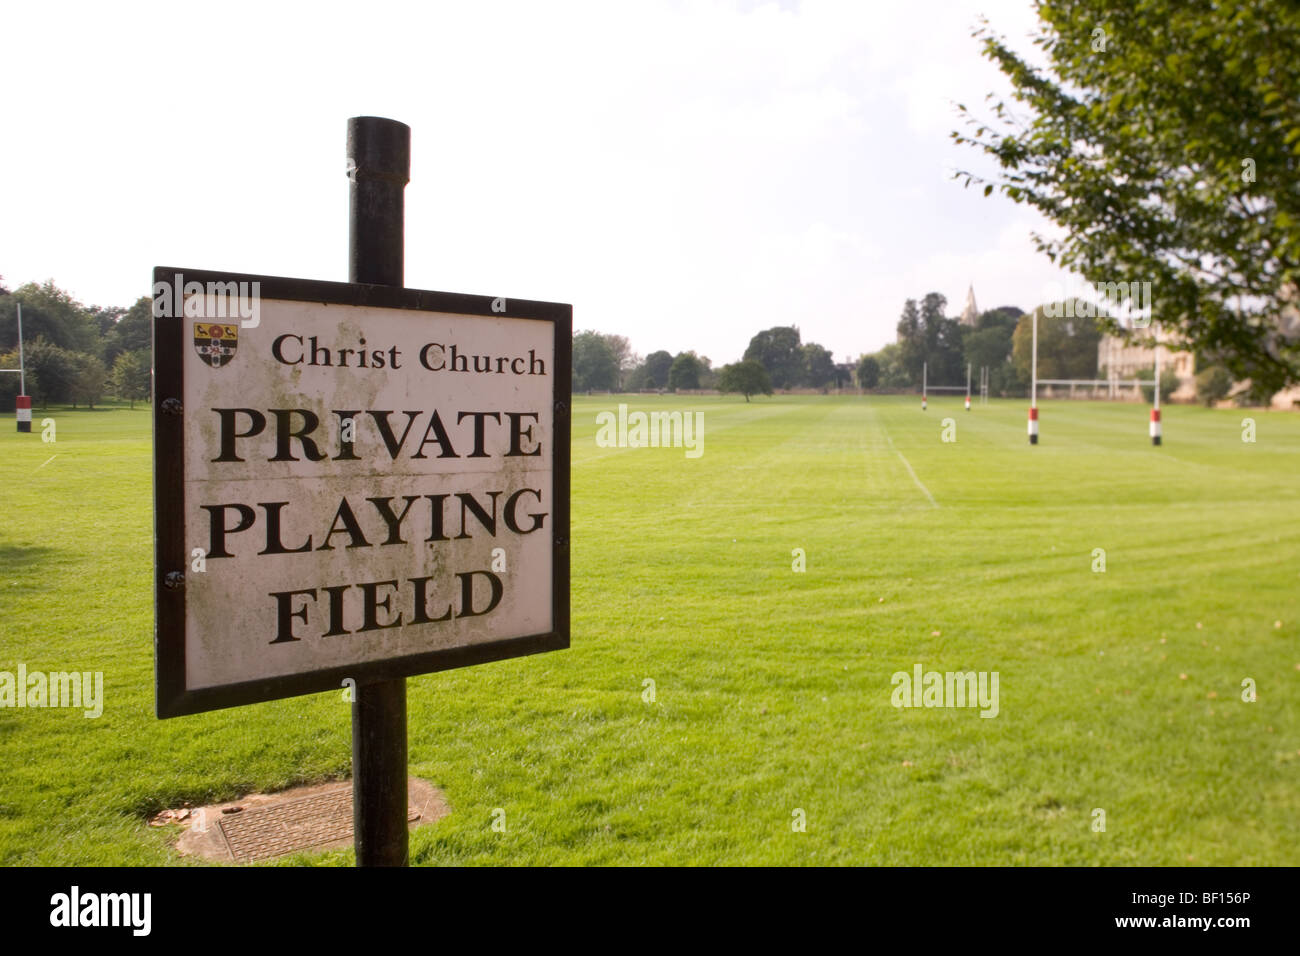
[960,283,979,327]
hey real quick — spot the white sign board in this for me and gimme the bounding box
[153,268,570,717]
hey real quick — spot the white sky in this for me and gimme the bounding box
[0,0,1074,365]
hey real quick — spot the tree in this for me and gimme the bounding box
[668,352,703,391]
[895,299,923,381]
[895,295,964,385]
[23,338,77,407]
[743,326,803,388]
[624,364,650,391]
[595,333,636,390]
[89,305,126,341]
[571,330,619,392]
[801,343,835,390]
[1012,304,1102,381]
[718,360,772,401]
[0,281,100,354]
[1137,365,1180,404]
[70,354,109,409]
[929,316,966,385]
[964,308,1024,395]
[102,296,153,365]
[1195,365,1233,407]
[981,306,1024,329]
[953,1,1300,396]
[111,350,151,408]
[856,355,880,390]
[643,350,674,389]
[874,342,911,388]
[696,355,717,389]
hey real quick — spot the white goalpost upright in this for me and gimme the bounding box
[922,361,927,411]
[1150,321,1162,446]
[965,363,971,411]
[1028,308,1039,444]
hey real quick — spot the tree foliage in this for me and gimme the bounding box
[964,307,1025,395]
[743,326,802,389]
[571,330,619,392]
[668,352,703,391]
[1012,304,1102,381]
[111,350,151,407]
[1138,365,1181,404]
[718,359,772,401]
[856,354,880,389]
[953,0,1300,394]
[643,350,674,389]
[103,297,152,365]
[895,299,923,380]
[1195,364,1233,406]
[0,281,103,354]
[24,338,79,408]
[801,342,835,389]
[895,294,966,385]
[70,353,109,409]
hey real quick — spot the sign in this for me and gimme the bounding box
[153,267,571,718]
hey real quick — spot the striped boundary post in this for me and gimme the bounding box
[16,395,31,433]
[1028,309,1038,444]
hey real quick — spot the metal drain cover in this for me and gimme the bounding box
[217,784,420,862]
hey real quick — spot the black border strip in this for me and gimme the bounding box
[152,266,571,719]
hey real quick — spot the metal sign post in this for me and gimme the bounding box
[347,116,412,867]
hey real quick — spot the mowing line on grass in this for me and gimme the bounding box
[880,428,938,509]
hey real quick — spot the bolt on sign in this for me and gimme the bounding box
[153,267,571,718]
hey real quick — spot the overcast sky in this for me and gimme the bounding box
[0,0,1075,366]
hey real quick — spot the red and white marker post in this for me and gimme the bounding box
[1028,309,1038,444]
[16,395,31,433]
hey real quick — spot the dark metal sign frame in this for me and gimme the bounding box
[153,265,571,719]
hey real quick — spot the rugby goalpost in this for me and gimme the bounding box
[921,361,972,412]
[1027,308,1163,446]
[1,302,30,433]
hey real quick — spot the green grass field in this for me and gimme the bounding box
[1,395,1298,865]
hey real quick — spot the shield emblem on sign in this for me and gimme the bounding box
[193,323,238,368]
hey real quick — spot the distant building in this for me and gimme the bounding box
[1268,288,1300,408]
[960,284,979,327]
[1097,320,1196,401]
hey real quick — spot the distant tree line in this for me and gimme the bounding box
[571,325,848,400]
[0,278,151,410]
[852,293,1033,398]
[5,274,1250,413]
